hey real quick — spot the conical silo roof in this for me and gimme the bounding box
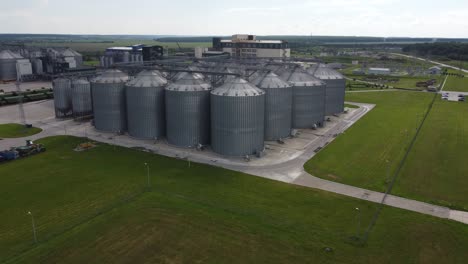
[0,50,21,60]
[253,72,292,89]
[127,70,167,87]
[312,66,344,80]
[212,77,264,97]
[92,69,129,83]
[281,70,324,86]
[166,72,211,91]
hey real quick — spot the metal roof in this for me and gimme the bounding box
[0,50,23,60]
[127,70,167,87]
[92,69,129,84]
[280,70,324,86]
[253,72,292,89]
[166,72,211,91]
[211,77,265,97]
[311,66,344,80]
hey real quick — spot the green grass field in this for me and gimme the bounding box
[305,91,433,193]
[344,103,360,109]
[395,100,468,210]
[344,74,442,90]
[2,136,468,263]
[0,124,42,139]
[443,76,468,92]
[306,91,468,210]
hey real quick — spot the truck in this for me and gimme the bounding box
[0,140,45,163]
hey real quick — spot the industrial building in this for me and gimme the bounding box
[50,55,346,158]
[213,35,290,58]
[368,67,391,75]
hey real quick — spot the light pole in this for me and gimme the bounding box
[144,163,150,188]
[27,211,37,244]
[355,207,361,239]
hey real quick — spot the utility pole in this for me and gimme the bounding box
[15,81,27,127]
[144,163,150,188]
[27,211,37,244]
[355,207,361,240]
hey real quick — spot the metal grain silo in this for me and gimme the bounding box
[126,70,167,139]
[253,72,293,141]
[311,66,346,115]
[281,70,326,128]
[71,78,92,119]
[0,50,20,81]
[165,72,212,147]
[211,77,265,157]
[91,69,129,133]
[53,78,72,118]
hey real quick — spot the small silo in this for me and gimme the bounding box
[0,50,21,81]
[253,72,293,141]
[165,72,212,147]
[71,78,92,119]
[126,70,167,139]
[311,66,346,115]
[91,69,129,133]
[211,77,265,157]
[281,70,326,128]
[52,78,72,118]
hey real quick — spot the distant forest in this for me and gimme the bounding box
[402,43,468,61]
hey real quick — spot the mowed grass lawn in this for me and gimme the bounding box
[1,136,468,263]
[395,100,468,210]
[306,91,433,191]
[306,91,468,210]
[443,75,468,92]
[0,123,42,139]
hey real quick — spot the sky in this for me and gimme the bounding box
[0,0,467,38]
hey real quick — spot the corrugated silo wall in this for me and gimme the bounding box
[0,59,17,81]
[72,80,92,117]
[292,85,326,128]
[53,79,72,118]
[211,94,265,156]
[166,90,211,147]
[264,88,293,140]
[91,82,127,133]
[126,86,165,139]
[325,79,346,115]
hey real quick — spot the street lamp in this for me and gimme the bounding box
[144,163,150,188]
[355,207,361,239]
[27,211,37,244]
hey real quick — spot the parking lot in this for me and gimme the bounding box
[440,91,468,102]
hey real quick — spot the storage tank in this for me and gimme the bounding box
[310,66,346,115]
[71,78,92,118]
[53,78,72,118]
[166,72,212,147]
[0,50,21,81]
[211,77,265,157]
[253,72,293,140]
[91,69,129,133]
[281,70,326,128]
[126,70,167,139]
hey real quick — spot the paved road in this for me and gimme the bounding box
[1,100,467,225]
[391,53,468,73]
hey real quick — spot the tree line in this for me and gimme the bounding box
[402,43,468,61]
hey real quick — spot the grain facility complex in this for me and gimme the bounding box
[49,51,346,158]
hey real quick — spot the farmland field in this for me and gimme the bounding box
[306,91,468,210]
[1,136,468,263]
[443,76,468,92]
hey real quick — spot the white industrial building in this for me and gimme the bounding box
[213,35,290,58]
[368,67,391,75]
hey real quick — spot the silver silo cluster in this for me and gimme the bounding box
[0,50,23,81]
[253,72,293,141]
[91,69,129,133]
[71,78,93,119]
[282,69,326,128]
[310,66,346,115]
[211,77,265,157]
[165,72,212,147]
[52,78,73,118]
[125,70,167,139]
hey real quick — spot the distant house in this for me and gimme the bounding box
[428,66,442,75]
[368,67,391,75]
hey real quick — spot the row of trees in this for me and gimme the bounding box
[402,43,468,61]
